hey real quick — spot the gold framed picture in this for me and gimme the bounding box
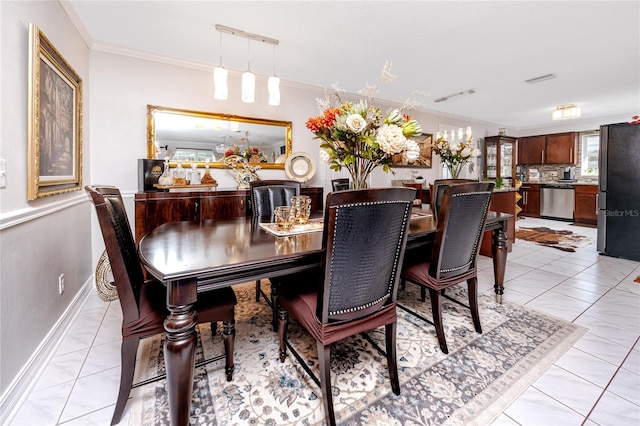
[27,23,83,200]
[391,133,432,168]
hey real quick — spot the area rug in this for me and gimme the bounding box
[129,282,585,425]
[516,226,593,252]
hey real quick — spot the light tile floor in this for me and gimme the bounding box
[7,218,640,425]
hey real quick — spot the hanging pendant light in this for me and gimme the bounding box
[268,44,280,106]
[213,30,228,100]
[242,38,255,103]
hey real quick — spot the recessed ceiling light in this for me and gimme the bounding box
[525,74,557,84]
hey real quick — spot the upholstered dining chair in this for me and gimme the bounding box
[85,186,237,425]
[401,181,494,354]
[430,178,475,217]
[331,178,350,191]
[249,179,301,304]
[274,187,416,426]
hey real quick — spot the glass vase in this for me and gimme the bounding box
[346,163,372,189]
[447,162,464,179]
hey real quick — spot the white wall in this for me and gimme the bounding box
[0,0,92,398]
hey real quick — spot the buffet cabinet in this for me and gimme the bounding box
[134,187,324,244]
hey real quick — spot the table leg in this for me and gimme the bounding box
[164,279,198,426]
[491,225,508,304]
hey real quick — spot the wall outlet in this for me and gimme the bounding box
[58,274,65,295]
[550,171,558,177]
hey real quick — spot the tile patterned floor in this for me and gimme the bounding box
[7,218,640,425]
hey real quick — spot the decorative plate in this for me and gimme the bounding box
[285,152,315,182]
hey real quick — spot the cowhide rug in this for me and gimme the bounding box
[515,226,592,252]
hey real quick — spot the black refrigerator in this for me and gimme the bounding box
[597,122,640,261]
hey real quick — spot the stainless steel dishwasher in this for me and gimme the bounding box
[540,184,575,220]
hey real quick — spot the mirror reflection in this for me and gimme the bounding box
[147,105,292,169]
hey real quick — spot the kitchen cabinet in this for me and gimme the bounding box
[574,185,598,225]
[517,132,577,165]
[545,132,577,164]
[519,183,541,217]
[484,136,517,185]
[517,136,545,165]
[134,187,324,245]
[480,189,516,256]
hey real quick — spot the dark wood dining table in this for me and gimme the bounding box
[138,206,511,425]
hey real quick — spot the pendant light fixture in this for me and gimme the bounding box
[268,44,280,106]
[241,38,255,103]
[213,30,228,100]
[214,24,279,105]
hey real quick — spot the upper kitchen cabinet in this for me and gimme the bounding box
[517,132,578,165]
[517,136,545,165]
[484,136,517,185]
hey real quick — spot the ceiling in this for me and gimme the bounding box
[65,1,639,130]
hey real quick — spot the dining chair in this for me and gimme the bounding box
[274,187,416,426]
[400,181,494,354]
[430,178,475,217]
[249,179,301,304]
[331,178,350,191]
[85,186,237,425]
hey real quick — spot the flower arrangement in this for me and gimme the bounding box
[224,144,267,163]
[432,131,481,179]
[306,62,424,188]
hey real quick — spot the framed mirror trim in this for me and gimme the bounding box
[146,105,292,170]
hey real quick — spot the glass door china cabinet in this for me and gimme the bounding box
[484,136,517,186]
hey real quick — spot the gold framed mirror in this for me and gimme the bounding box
[147,105,292,169]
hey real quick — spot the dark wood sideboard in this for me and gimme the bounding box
[134,187,324,245]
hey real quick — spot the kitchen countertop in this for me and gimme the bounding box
[521,181,597,186]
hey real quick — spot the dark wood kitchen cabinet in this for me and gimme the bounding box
[574,185,598,225]
[517,132,577,165]
[518,183,541,217]
[134,187,324,244]
[480,189,516,256]
[545,132,577,164]
[518,136,545,165]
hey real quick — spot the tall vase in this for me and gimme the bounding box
[347,162,372,189]
[447,162,464,179]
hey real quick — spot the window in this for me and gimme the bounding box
[580,132,599,176]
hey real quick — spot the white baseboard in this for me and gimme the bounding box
[0,277,96,425]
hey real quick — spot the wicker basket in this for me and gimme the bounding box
[95,250,118,302]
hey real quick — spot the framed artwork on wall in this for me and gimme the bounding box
[27,23,83,200]
[391,133,432,168]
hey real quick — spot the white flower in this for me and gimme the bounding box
[403,139,420,163]
[449,143,460,153]
[319,148,332,164]
[376,124,407,155]
[471,148,481,158]
[461,147,471,158]
[346,114,367,133]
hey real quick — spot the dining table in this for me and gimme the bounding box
[138,205,511,425]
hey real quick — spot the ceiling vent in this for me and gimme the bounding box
[434,89,476,103]
[525,74,557,84]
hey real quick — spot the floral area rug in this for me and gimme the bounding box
[129,282,585,425]
[516,226,593,252]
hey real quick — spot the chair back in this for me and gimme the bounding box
[317,187,416,323]
[249,180,300,218]
[331,178,350,191]
[431,178,475,217]
[430,182,494,279]
[86,186,144,324]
